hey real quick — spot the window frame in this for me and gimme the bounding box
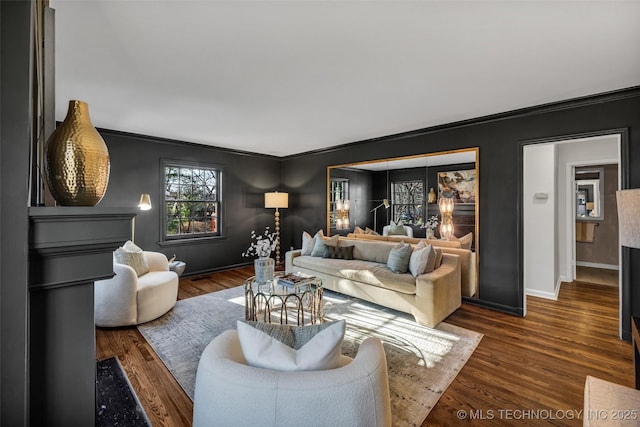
[390,178,425,226]
[160,159,224,243]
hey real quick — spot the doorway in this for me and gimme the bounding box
[572,163,620,287]
[522,131,626,337]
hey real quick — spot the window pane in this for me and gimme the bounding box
[164,164,221,239]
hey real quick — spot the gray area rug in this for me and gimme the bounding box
[138,286,482,427]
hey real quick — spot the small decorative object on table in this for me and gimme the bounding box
[242,228,277,284]
[423,215,439,239]
[244,272,323,325]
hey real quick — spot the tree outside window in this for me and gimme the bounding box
[164,164,220,239]
[391,180,424,225]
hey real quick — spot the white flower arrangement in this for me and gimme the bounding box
[424,215,439,230]
[242,227,277,258]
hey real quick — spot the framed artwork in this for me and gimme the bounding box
[438,169,476,203]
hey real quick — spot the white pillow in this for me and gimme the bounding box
[236,320,345,371]
[113,240,149,276]
[301,231,319,256]
[409,242,437,277]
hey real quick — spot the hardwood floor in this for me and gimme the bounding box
[96,268,633,426]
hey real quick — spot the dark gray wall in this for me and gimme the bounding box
[280,89,640,339]
[98,130,282,276]
[1,1,32,425]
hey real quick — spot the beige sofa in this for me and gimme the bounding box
[285,237,461,328]
[346,233,477,297]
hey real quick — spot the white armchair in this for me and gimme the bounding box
[94,251,179,327]
[193,330,392,427]
[382,224,414,238]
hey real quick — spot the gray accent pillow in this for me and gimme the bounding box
[310,234,338,257]
[388,220,407,236]
[387,242,412,274]
[323,244,354,260]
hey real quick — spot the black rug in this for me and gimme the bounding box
[96,357,151,427]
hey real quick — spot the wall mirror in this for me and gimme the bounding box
[575,167,604,221]
[327,147,479,298]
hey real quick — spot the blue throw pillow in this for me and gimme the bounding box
[387,242,412,274]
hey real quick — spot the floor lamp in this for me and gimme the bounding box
[369,199,389,233]
[265,191,288,265]
[131,193,152,243]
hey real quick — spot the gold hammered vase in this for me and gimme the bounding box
[45,100,110,206]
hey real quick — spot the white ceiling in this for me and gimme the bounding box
[51,1,640,157]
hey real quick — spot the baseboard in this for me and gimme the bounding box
[576,261,619,270]
[526,287,559,301]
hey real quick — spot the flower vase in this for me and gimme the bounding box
[426,228,435,240]
[254,257,275,284]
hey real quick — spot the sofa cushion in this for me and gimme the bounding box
[346,239,397,263]
[387,242,412,274]
[292,256,417,295]
[236,319,345,371]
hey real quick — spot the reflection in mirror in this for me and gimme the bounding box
[327,148,479,298]
[575,167,604,220]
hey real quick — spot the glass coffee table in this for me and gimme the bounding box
[244,272,323,325]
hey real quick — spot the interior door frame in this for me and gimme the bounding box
[519,128,630,340]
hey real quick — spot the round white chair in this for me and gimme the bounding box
[94,251,179,327]
[193,330,392,427]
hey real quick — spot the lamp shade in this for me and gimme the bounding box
[616,189,640,249]
[383,198,390,209]
[138,193,152,210]
[265,192,288,209]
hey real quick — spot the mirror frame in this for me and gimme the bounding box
[575,167,604,221]
[326,147,479,297]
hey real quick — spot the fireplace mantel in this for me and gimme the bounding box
[28,207,135,426]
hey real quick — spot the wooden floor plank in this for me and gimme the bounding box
[95,267,633,426]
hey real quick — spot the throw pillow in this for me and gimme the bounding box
[310,234,339,257]
[458,232,473,250]
[236,319,346,371]
[354,226,365,234]
[113,240,149,277]
[409,243,437,277]
[365,227,380,236]
[301,231,320,256]
[388,220,407,236]
[386,242,412,274]
[323,244,355,260]
[434,248,443,269]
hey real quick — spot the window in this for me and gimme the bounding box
[391,180,424,226]
[329,178,349,229]
[164,163,221,240]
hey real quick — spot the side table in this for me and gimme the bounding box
[169,260,186,277]
[244,273,323,325]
